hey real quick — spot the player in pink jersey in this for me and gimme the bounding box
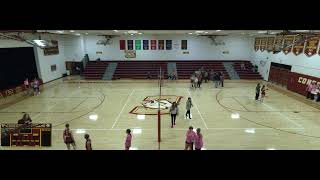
[125,129,132,150]
[185,126,196,150]
[195,128,203,150]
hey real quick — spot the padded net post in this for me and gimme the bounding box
[158,67,162,143]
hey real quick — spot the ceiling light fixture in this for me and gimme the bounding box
[216,30,221,32]
[32,40,47,47]
[138,32,142,35]
[113,30,119,32]
[75,33,81,36]
[188,32,193,34]
[195,31,204,33]
[258,30,267,34]
[128,30,138,34]
[70,30,75,33]
[56,30,64,33]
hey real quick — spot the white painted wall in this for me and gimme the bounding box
[64,35,85,61]
[33,37,66,83]
[250,37,320,80]
[83,34,252,61]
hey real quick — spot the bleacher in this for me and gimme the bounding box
[233,61,262,80]
[112,61,167,80]
[81,60,262,81]
[82,61,108,80]
[176,61,230,79]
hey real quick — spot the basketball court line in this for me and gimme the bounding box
[186,88,208,129]
[261,102,304,128]
[232,97,250,111]
[32,112,42,120]
[71,97,88,111]
[111,89,135,129]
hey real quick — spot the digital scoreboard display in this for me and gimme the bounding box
[1,123,52,147]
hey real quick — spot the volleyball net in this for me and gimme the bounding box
[157,67,163,143]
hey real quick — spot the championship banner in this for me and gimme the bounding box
[127,40,134,50]
[166,40,172,50]
[273,35,284,53]
[143,40,149,50]
[135,40,141,50]
[44,40,59,56]
[292,35,305,56]
[260,37,267,52]
[151,40,157,50]
[254,37,261,51]
[158,40,164,50]
[267,37,275,52]
[282,35,295,55]
[124,50,136,58]
[119,40,126,50]
[304,36,319,57]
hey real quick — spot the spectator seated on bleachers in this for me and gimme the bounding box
[240,63,246,70]
[147,72,152,79]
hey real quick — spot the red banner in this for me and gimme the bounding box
[254,38,261,51]
[273,35,283,53]
[260,37,267,52]
[282,35,294,55]
[151,40,157,50]
[292,35,305,56]
[119,40,126,50]
[267,37,275,52]
[304,36,319,57]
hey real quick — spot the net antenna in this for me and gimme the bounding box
[157,67,163,144]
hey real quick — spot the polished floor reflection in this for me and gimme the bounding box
[1,79,320,150]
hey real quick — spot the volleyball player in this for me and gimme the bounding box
[195,128,203,150]
[125,129,132,150]
[185,126,196,150]
[84,134,92,150]
[63,123,76,150]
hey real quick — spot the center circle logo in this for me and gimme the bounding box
[129,95,183,115]
[142,99,172,109]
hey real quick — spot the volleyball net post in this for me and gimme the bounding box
[157,67,162,143]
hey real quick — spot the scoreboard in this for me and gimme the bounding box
[1,123,52,147]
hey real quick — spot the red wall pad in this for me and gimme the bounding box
[287,72,320,96]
